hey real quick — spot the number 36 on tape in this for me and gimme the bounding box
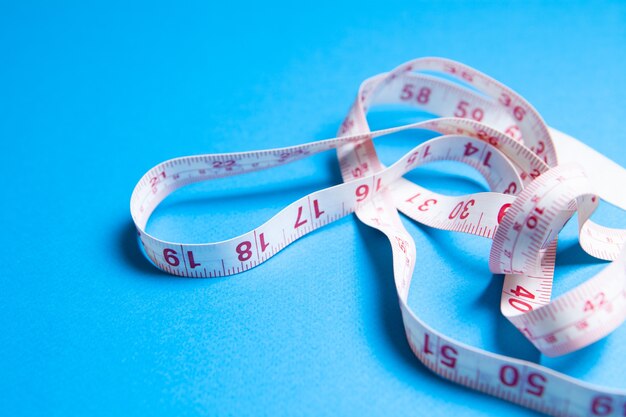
[131,57,626,416]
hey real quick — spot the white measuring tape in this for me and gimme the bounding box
[130,57,626,416]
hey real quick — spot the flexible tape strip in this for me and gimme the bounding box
[131,57,626,416]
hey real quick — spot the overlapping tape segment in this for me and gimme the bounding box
[131,57,626,416]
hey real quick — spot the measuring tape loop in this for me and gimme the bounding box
[131,57,626,415]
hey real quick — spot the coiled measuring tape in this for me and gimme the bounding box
[130,57,626,416]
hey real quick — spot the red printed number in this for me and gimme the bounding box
[445,65,474,82]
[212,160,236,169]
[294,200,324,228]
[509,298,533,312]
[463,141,494,168]
[498,93,526,121]
[499,365,547,397]
[448,199,475,220]
[237,234,270,261]
[423,333,458,369]
[509,285,534,312]
[531,141,545,155]
[149,171,166,187]
[163,248,200,268]
[400,84,431,104]
[236,241,252,262]
[163,248,179,266]
[591,396,613,416]
[406,193,438,211]
[407,146,431,166]
[503,182,517,195]
[259,233,269,252]
[418,199,437,211]
[510,285,535,299]
[497,203,512,224]
[455,100,484,121]
[356,184,369,202]
[584,292,607,312]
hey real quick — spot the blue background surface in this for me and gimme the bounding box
[1,1,626,416]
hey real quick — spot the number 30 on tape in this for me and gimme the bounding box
[131,57,626,416]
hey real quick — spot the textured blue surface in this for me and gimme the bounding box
[1,1,626,416]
